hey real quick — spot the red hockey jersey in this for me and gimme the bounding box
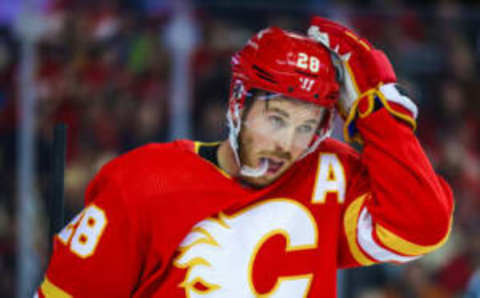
[37,109,453,298]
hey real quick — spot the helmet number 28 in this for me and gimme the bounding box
[296,52,320,73]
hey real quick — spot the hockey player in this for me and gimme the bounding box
[36,17,453,297]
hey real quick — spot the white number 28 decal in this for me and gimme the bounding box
[57,205,107,258]
[296,52,320,73]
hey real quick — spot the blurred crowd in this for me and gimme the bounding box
[0,0,479,297]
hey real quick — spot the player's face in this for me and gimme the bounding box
[238,94,324,187]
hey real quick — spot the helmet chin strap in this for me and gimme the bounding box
[239,159,269,177]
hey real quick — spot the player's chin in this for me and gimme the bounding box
[245,176,275,188]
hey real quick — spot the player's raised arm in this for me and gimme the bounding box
[308,17,454,267]
[36,159,146,297]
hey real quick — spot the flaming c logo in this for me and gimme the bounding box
[174,199,319,298]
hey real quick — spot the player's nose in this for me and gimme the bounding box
[275,128,295,155]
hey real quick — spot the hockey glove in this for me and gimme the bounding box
[308,17,418,143]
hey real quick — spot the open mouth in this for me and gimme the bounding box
[260,157,285,175]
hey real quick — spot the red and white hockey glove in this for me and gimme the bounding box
[308,17,418,143]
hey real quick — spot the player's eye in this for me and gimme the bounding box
[268,115,286,129]
[297,124,314,134]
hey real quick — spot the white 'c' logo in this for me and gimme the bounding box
[174,199,318,297]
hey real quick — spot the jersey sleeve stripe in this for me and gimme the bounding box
[376,87,417,130]
[357,208,421,263]
[375,218,452,256]
[40,277,72,298]
[343,193,376,266]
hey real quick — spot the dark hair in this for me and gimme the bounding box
[242,89,271,119]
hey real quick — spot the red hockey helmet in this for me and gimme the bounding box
[229,26,340,112]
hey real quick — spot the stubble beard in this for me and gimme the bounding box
[237,127,293,188]
[237,128,266,188]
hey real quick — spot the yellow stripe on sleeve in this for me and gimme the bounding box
[344,193,376,266]
[40,277,72,298]
[375,217,452,256]
[376,91,417,131]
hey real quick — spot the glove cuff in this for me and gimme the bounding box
[344,84,418,143]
